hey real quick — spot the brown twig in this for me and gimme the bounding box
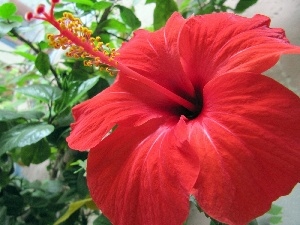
[10,28,62,89]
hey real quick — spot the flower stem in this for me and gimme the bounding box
[44,12,196,112]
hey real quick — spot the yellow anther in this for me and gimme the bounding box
[45,12,118,76]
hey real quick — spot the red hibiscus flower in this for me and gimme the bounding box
[67,13,300,225]
[30,4,300,224]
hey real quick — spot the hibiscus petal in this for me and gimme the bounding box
[179,13,300,89]
[190,73,300,224]
[67,79,178,150]
[116,12,195,100]
[87,118,199,225]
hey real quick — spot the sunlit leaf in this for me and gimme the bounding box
[14,51,36,61]
[0,85,6,93]
[0,110,44,121]
[35,52,50,75]
[16,84,62,102]
[8,15,23,22]
[54,198,94,225]
[66,76,100,107]
[0,123,54,155]
[93,1,112,10]
[153,0,178,30]
[15,73,41,86]
[179,0,191,12]
[116,5,141,30]
[101,19,128,33]
[0,3,17,19]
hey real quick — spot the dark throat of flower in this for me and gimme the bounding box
[26,1,197,113]
[182,90,203,119]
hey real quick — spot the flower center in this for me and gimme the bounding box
[182,91,203,119]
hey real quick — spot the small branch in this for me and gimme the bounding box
[10,28,62,89]
[93,7,112,37]
[100,31,129,42]
[50,148,64,179]
[92,6,130,42]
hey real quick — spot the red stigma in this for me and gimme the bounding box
[25,12,34,21]
[36,4,45,14]
[51,0,61,4]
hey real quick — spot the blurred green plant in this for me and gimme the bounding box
[0,0,258,224]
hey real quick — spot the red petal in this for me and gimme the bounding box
[116,12,195,100]
[67,80,178,150]
[87,118,199,225]
[190,73,300,224]
[179,13,300,89]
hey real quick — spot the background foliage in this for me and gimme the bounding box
[0,0,273,224]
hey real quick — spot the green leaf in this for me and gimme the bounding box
[15,73,41,86]
[248,219,258,225]
[0,123,54,155]
[93,214,112,225]
[101,19,128,33]
[38,41,50,50]
[0,3,17,19]
[14,51,36,61]
[76,170,88,197]
[235,0,258,13]
[153,0,178,30]
[268,204,282,215]
[16,84,62,102]
[116,5,141,30]
[71,76,100,104]
[0,154,13,173]
[93,1,113,10]
[63,0,94,6]
[0,110,44,121]
[269,216,282,224]
[20,139,51,166]
[87,77,109,98]
[0,207,9,224]
[41,180,63,194]
[60,76,99,109]
[2,186,24,216]
[0,21,21,37]
[0,85,6,94]
[8,15,23,23]
[35,52,50,75]
[54,198,94,225]
[179,0,191,12]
